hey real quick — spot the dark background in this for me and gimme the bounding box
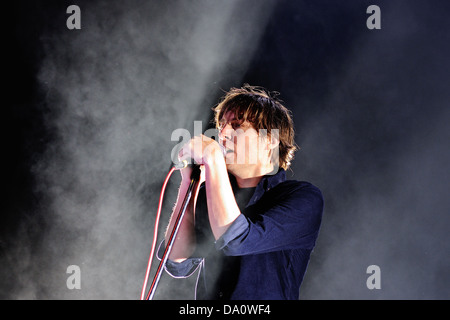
[2,0,449,299]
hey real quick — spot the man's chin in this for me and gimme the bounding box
[225,162,240,173]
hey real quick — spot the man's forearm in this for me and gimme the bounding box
[204,152,241,240]
[165,179,197,262]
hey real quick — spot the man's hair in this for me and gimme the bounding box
[213,84,297,170]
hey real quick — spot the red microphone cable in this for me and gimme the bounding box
[140,166,176,300]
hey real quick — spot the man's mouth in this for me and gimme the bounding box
[219,142,233,155]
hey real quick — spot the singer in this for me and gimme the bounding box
[160,85,323,300]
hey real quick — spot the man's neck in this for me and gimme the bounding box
[230,164,275,188]
[234,175,262,188]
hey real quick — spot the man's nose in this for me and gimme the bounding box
[219,123,233,141]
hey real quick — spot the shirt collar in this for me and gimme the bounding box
[246,168,286,207]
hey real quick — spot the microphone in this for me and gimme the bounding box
[173,159,189,170]
[173,160,201,181]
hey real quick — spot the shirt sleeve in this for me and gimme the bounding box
[215,183,324,256]
[156,240,203,278]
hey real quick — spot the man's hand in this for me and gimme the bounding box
[178,134,223,165]
[177,134,223,184]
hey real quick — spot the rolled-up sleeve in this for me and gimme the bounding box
[156,240,203,278]
[214,214,250,251]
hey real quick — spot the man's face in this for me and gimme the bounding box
[218,111,270,172]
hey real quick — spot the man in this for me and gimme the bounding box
[161,85,323,300]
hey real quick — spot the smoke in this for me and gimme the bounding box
[2,0,275,299]
[3,0,449,301]
[295,0,450,299]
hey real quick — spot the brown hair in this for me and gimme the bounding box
[213,84,297,170]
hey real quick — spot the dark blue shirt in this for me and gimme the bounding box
[160,169,323,300]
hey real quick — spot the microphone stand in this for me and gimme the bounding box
[146,165,201,300]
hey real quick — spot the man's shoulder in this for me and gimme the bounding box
[277,179,322,195]
[273,179,324,207]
